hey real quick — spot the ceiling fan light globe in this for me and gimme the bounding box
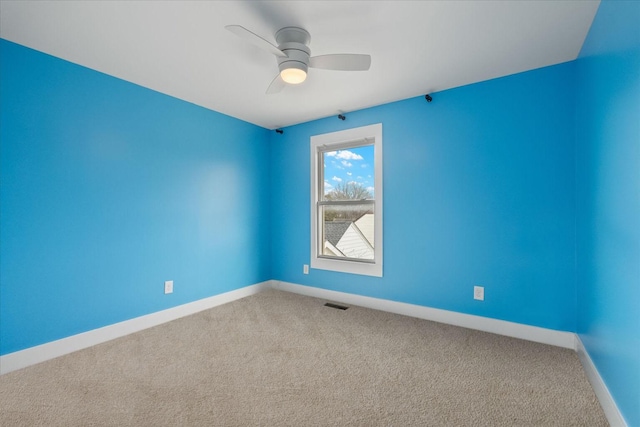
[280,67,307,84]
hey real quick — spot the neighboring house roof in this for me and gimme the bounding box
[323,215,375,260]
[324,221,352,247]
[323,240,345,257]
[336,223,374,260]
[355,213,374,247]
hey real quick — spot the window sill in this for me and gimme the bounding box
[311,257,382,277]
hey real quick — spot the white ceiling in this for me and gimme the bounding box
[0,1,599,130]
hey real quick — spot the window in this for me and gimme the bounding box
[310,123,382,277]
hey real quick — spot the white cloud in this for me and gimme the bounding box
[339,150,363,160]
[332,176,342,182]
[347,172,352,176]
[324,181,333,190]
[341,160,352,167]
[367,186,375,193]
[361,164,368,168]
[326,150,363,160]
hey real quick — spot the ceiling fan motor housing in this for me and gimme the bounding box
[275,27,311,75]
[226,24,371,93]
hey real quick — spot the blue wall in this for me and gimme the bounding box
[0,40,271,355]
[271,62,577,332]
[575,1,640,425]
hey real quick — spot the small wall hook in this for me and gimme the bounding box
[425,94,433,102]
[338,114,346,121]
[275,129,284,134]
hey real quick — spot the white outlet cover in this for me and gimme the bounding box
[303,264,309,274]
[474,286,484,301]
[164,280,173,294]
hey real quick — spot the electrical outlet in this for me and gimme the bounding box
[474,286,484,301]
[164,280,173,294]
[303,264,309,274]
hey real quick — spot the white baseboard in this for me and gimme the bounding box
[270,281,576,349]
[0,281,272,375]
[575,335,628,427]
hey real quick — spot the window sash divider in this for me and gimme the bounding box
[318,200,375,206]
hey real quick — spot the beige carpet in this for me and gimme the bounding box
[0,289,607,426]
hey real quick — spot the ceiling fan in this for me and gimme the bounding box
[226,25,371,94]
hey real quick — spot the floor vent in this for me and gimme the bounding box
[324,302,349,310]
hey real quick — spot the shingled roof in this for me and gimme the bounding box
[323,221,352,247]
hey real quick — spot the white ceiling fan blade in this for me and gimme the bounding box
[266,74,286,94]
[309,54,371,71]
[225,25,287,58]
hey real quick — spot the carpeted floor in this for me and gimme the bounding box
[0,289,608,426]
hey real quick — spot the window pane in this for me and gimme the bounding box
[321,204,374,260]
[323,145,374,200]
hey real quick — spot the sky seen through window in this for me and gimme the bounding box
[323,145,374,198]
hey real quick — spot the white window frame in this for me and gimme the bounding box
[310,123,383,277]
